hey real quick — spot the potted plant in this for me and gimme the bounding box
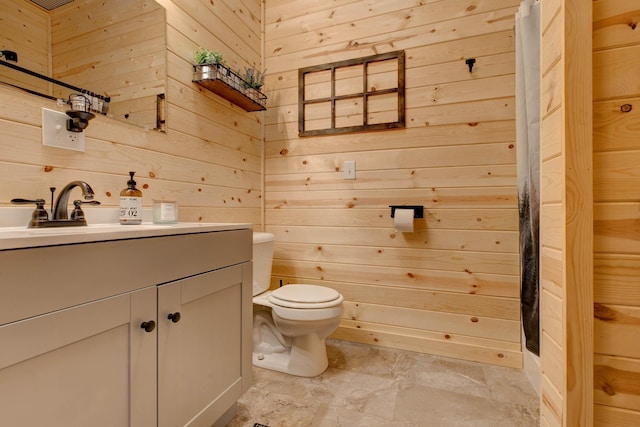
[193,48,225,80]
[194,47,225,66]
[241,65,266,91]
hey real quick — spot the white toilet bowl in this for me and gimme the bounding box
[252,233,344,377]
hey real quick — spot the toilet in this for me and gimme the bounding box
[252,232,344,377]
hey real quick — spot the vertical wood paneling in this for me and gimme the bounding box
[564,1,594,424]
[540,0,564,424]
[541,374,563,426]
[0,0,262,226]
[540,0,594,425]
[264,0,521,367]
[592,1,640,424]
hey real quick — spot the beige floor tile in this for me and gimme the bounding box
[227,387,320,427]
[482,364,540,409]
[227,339,540,427]
[310,404,412,427]
[394,384,538,427]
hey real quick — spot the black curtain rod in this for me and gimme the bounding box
[0,59,110,102]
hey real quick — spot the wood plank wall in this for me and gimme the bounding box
[50,0,166,129]
[593,1,640,425]
[0,0,262,227]
[540,0,594,425]
[0,1,50,94]
[264,0,522,368]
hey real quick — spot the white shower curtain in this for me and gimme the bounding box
[516,0,540,356]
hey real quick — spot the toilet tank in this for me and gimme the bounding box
[252,232,275,296]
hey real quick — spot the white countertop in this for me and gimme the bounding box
[0,222,252,250]
[0,206,252,250]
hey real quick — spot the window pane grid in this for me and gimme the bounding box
[299,51,405,137]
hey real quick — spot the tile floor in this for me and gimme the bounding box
[227,339,540,427]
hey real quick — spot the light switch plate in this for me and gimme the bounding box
[343,160,356,180]
[42,108,85,152]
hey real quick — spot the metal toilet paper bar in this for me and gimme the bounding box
[389,205,424,219]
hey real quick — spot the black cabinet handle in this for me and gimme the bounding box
[140,320,156,332]
[168,312,181,323]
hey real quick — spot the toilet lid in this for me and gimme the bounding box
[268,284,343,309]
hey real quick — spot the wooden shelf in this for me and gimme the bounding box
[192,63,266,112]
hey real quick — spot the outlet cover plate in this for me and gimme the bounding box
[343,160,356,180]
[42,108,85,151]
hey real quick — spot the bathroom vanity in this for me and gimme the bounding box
[0,223,252,427]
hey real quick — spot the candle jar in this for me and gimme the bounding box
[152,199,177,224]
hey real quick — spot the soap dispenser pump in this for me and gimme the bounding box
[119,171,143,225]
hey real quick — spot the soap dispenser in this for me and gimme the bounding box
[119,171,143,225]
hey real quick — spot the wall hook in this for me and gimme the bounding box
[465,58,476,72]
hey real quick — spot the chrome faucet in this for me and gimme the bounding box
[53,181,96,220]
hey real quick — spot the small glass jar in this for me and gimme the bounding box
[152,200,177,224]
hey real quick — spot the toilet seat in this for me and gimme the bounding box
[268,284,343,309]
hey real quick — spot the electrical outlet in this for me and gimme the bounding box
[343,160,356,180]
[42,108,86,152]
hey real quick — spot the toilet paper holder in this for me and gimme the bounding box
[389,205,424,219]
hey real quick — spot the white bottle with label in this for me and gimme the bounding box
[119,171,143,225]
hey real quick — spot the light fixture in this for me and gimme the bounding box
[0,50,18,62]
[29,0,74,11]
[66,94,95,132]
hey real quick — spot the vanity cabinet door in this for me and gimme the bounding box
[0,287,157,427]
[158,265,244,427]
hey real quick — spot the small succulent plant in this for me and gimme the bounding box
[241,65,266,90]
[194,48,225,65]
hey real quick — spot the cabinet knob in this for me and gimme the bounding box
[168,312,181,323]
[140,320,156,332]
